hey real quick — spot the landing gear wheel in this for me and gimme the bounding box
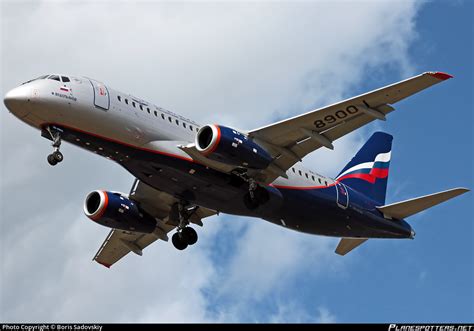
[47,154,58,166]
[244,184,269,210]
[172,232,188,250]
[44,126,63,166]
[254,186,269,204]
[243,192,260,210]
[181,227,198,245]
[53,151,63,162]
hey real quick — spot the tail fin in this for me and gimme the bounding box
[336,132,392,204]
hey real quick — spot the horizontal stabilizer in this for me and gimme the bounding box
[377,188,469,219]
[335,238,368,256]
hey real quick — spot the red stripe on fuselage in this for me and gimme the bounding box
[42,123,345,192]
[42,122,195,163]
[270,182,337,190]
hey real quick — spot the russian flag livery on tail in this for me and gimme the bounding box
[4,71,470,266]
[336,132,392,205]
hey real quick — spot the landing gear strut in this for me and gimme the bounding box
[243,178,269,210]
[171,201,199,250]
[45,127,63,166]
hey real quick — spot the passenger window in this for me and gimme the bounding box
[154,111,157,116]
[183,123,186,128]
[312,175,315,181]
[117,95,121,102]
[190,125,193,131]
[61,76,70,82]
[318,178,321,184]
[292,168,295,173]
[125,99,128,105]
[147,108,150,114]
[305,173,309,179]
[161,114,165,120]
[147,107,150,113]
[176,119,179,125]
[132,102,136,108]
[49,75,60,81]
[168,117,172,123]
[139,105,143,110]
[298,170,302,176]
[196,127,199,132]
[325,181,328,186]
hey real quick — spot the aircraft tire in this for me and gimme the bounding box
[172,232,188,250]
[181,227,198,245]
[47,154,58,166]
[53,151,63,162]
[254,186,269,204]
[243,192,259,210]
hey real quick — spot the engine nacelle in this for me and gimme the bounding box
[84,190,156,233]
[195,124,272,169]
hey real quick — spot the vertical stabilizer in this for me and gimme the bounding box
[336,132,392,204]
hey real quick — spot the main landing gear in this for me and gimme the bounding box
[243,178,269,210]
[45,127,63,166]
[171,202,199,250]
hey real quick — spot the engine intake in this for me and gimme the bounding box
[195,124,272,169]
[84,190,156,233]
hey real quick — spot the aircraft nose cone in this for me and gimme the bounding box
[4,86,30,118]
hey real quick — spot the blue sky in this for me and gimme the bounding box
[1,0,472,323]
[203,1,474,322]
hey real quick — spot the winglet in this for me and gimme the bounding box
[96,260,112,268]
[426,71,453,80]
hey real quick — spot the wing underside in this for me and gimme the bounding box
[93,180,217,268]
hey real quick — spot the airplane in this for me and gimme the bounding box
[3,71,469,268]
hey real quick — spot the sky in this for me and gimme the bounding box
[1,0,473,323]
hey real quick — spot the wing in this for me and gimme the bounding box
[93,179,217,268]
[248,71,452,183]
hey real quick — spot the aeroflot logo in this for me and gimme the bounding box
[336,151,391,183]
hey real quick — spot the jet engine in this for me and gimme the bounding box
[195,124,272,169]
[84,190,156,233]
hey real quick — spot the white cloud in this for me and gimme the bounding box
[268,302,337,323]
[1,0,421,323]
[316,306,337,323]
[419,271,428,282]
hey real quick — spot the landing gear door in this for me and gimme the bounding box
[336,182,349,209]
[89,79,110,110]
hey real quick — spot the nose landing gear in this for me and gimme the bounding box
[44,126,64,166]
[47,151,63,166]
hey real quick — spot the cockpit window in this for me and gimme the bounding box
[49,75,61,81]
[21,75,48,85]
[61,76,70,82]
